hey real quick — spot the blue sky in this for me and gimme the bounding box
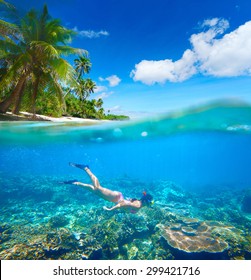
[9,0,251,118]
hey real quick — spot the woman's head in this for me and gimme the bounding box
[140,192,154,207]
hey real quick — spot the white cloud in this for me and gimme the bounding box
[201,17,229,30]
[192,20,251,77]
[99,75,121,87]
[94,75,120,100]
[131,18,251,85]
[99,77,105,82]
[94,85,108,93]
[73,27,109,38]
[94,75,121,102]
[105,75,121,87]
[131,50,196,85]
[96,91,114,99]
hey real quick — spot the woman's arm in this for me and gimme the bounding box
[103,204,121,211]
[103,200,142,212]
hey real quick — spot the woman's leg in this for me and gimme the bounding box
[84,167,100,189]
[69,163,122,202]
[73,181,95,191]
[84,168,123,202]
[69,163,100,189]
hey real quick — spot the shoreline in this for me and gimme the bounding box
[0,111,108,124]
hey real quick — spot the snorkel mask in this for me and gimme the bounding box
[141,191,154,206]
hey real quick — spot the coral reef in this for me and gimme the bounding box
[49,215,70,228]
[1,175,251,260]
[0,224,13,243]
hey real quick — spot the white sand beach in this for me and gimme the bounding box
[0,111,107,124]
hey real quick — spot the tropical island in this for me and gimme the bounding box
[0,0,129,121]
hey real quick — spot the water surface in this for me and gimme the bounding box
[1,102,251,260]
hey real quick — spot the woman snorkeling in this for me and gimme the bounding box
[67,163,154,213]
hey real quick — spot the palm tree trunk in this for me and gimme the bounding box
[0,75,27,113]
[12,79,27,114]
[31,76,40,116]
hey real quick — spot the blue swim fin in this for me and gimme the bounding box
[69,162,89,170]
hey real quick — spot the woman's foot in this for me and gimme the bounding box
[69,162,89,170]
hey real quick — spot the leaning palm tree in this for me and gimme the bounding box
[0,5,85,114]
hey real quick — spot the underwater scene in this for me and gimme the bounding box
[1,102,251,260]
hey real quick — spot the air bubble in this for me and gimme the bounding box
[141,131,148,137]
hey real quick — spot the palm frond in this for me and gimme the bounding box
[56,45,87,56]
[42,72,64,104]
[50,79,64,105]
[49,57,75,82]
[0,0,15,10]
[45,20,76,44]
[0,19,19,38]
[20,9,40,42]
[30,41,59,58]
[0,52,31,88]
[0,37,21,56]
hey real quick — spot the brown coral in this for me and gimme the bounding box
[158,218,239,253]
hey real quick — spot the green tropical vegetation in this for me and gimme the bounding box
[0,1,129,120]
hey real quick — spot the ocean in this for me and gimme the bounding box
[0,102,251,260]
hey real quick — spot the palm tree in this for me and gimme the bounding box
[0,5,85,114]
[74,55,92,80]
[95,98,103,109]
[83,78,96,94]
[74,79,88,101]
[85,99,97,118]
[73,78,96,101]
[95,98,104,119]
[96,107,105,119]
[63,55,91,100]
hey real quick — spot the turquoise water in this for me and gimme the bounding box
[1,102,251,260]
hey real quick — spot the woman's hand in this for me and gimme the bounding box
[103,206,110,211]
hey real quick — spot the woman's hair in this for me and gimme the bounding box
[140,193,153,206]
